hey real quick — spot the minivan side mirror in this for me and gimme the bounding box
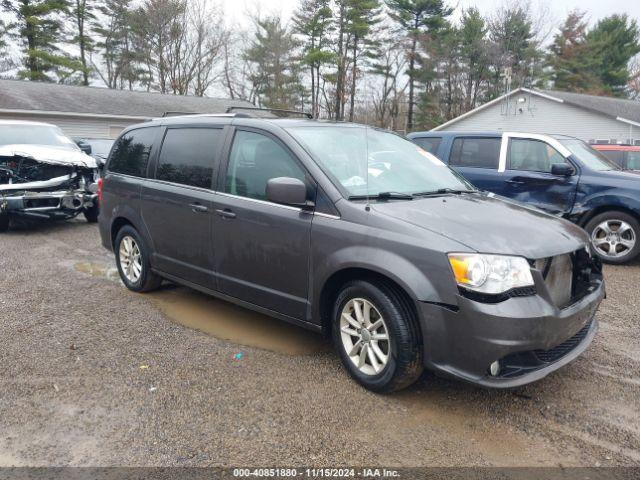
[551,163,573,176]
[266,177,311,207]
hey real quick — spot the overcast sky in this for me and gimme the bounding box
[218,0,640,29]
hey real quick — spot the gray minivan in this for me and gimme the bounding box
[98,113,605,392]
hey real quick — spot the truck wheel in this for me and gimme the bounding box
[332,280,423,393]
[83,204,99,223]
[114,225,162,292]
[585,211,640,264]
[0,212,9,232]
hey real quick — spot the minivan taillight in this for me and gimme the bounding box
[97,178,103,204]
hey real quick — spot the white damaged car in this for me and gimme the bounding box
[0,120,100,232]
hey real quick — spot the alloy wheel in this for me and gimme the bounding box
[119,235,143,283]
[340,298,391,376]
[591,219,636,260]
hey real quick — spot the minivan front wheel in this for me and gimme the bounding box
[332,280,423,393]
[586,211,640,264]
[114,225,162,292]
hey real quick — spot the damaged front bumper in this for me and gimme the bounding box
[1,187,98,220]
[1,150,99,221]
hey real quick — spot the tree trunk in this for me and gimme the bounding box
[349,38,357,122]
[407,33,417,131]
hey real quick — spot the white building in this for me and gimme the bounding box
[0,79,253,140]
[433,88,640,145]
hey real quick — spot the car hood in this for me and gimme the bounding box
[0,144,97,168]
[372,193,589,259]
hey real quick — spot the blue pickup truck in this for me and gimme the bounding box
[408,131,640,264]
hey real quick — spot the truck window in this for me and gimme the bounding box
[597,150,624,167]
[413,137,442,156]
[108,127,158,177]
[628,151,640,170]
[450,138,500,169]
[508,138,566,173]
[156,128,222,189]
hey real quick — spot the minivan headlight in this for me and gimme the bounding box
[448,253,534,294]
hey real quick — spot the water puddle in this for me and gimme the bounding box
[74,262,120,281]
[148,286,330,356]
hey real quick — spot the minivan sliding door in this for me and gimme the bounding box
[141,126,224,288]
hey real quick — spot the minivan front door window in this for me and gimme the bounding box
[225,130,306,201]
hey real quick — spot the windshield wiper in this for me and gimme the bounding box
[348,191,414,201]
[412,188,477,197]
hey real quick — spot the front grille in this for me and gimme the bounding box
[533,319,593,363]
[537,248,602,309]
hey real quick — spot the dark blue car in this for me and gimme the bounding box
[408,131,640,264]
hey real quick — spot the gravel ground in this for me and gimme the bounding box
[0,219,638,467]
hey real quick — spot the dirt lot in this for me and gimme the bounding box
[0,219,638,467]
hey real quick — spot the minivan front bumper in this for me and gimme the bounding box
[418,277,604,388]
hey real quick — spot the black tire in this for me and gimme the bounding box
[0,212,9,232]
[332,280,423,393]
[83,204,99,223]
[585,211,640,264]
[114,225,162,292]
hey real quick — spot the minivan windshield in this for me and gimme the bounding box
[559,139,619,171]
[286,126,473,198]
[0,124,79,149]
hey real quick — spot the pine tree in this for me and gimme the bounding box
[346,0,382,121]
[293,0,334,118]
[93,0,142,89]
[2,0,83,82]
[70,0,96,85]
[547,11,603,94]
[245,16,302,110]
[385,0,451,131]
[586,14,640,96]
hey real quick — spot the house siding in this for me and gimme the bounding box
[437,94,638,144]
[0,112,143,139]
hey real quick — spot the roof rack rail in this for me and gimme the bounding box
[225,106,313,119]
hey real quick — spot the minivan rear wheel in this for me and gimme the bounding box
[585,211,640,264]
[114,225,162,292]
[332,280,423,393]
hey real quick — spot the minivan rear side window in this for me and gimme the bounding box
[413,137,442,156]
[450,137,500,169]
[156,128,222,189]
[108,127,158,177]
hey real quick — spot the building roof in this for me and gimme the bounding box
[538,89,640,125]
[0,79,253,119]
[433,87,640,131]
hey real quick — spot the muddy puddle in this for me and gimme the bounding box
[148,286,330,356]
[74,262,120,281]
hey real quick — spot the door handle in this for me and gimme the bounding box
[215,208,236,219]
[506,179,525,186]
[190,203,209,213]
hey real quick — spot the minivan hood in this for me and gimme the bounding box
[372,193,588,259]
[0,144,97,168]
